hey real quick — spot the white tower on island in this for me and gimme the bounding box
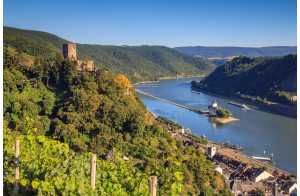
[212,98,218,108]
[208,98,219,114]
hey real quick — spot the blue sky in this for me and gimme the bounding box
[3,0,297,47]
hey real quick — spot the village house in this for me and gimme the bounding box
[216,166,223,175]
[235,163,253,176]
[206,144,217,158]
[227,179,273,196]
[281,181,297,195]
[173,125,185,134]
[170,132,184,141]
[250,168,273,182]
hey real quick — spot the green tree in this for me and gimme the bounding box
[216,108,231,118]
[61,58,78,87]
[42,92,55,115]
[52,52,64,84]
[200,186,214,196]
[262,166,268,171]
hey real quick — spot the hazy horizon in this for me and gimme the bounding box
[3,25,298,49]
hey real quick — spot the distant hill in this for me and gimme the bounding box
[174,46,297,58]
[174,46,297,66]
[4,26,215,83]
[192,55,297,105]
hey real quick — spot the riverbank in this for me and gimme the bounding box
[131,75,206,87]
[165,122,293,176]
[193,89,297,118]
[134,88,239,123]
[154,113,293,176]
[159,75,206,80]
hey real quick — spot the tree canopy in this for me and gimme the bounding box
[192,55,297,105]
[3,45,233,195]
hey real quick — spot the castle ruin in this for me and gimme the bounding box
[62,43,94,71]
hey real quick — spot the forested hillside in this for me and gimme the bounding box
[3,41,232,195]
[192,55,297,105]
[4,26,215,83]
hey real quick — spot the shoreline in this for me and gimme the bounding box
[193,89,297,118]
[158,75,206,80]
[131,75,205,87]
[152,112,294,176]
[211,117,239,124]
[134,89,239,123]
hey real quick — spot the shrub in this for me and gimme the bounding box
[216,108,231,118]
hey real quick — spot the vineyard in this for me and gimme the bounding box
[3,119,191,195]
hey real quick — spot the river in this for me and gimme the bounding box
[133,77,297,174]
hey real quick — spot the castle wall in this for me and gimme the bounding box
[86,60,94,71]
[63,43,94,71]
[77,60,94,71]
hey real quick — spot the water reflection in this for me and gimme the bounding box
[208,118,225,129]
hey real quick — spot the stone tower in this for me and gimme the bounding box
[63,43,77,61]
[62,43,94,71]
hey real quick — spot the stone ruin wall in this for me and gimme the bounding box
[63,43,94,71]
[77,60,94,71]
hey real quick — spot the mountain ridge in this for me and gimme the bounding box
[4,26,216,83]
[174,46,297,58]
[174,46,297,66]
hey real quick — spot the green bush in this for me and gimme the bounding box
[216,108,231,118]
[267,91,292,105]
[261,166,268,171]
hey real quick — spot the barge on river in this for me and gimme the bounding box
[229,102,249,109]
[218,142,245,150]
[192,90,202,95]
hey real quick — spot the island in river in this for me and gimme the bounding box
[134,89,239,123]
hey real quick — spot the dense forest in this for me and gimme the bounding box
[3,39,232,195]
[192,55,297,105]
[4,26,215,83]
[174,46,297,58]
